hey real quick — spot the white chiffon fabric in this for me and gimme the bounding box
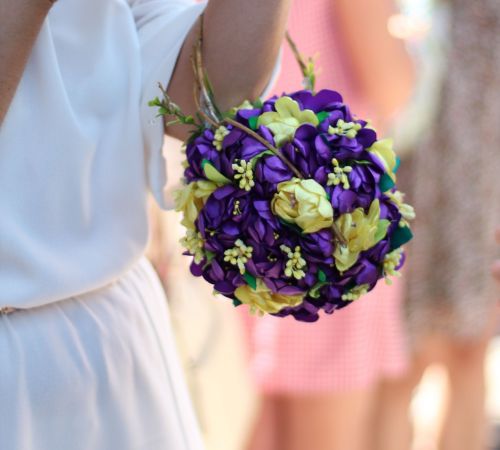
[0,258,205,450]
[0,0,205,308]
[1,1,208,448]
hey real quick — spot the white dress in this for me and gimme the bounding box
[0,259,205,450]
[0,0,207,449]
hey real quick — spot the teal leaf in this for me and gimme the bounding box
[316,111,329,123]
[232,299,243,307]
[394,156,401,173]
[390,226,414,251]
[317,270,327,283]
[248,116,259,130]
[244,272,257,290]
[202,159,231,185]
[379,173,395,192]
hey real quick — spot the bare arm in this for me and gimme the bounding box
[335,0,414,130]
[166,0,291,140]
[0,0,54,125]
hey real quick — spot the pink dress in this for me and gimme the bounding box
[241,0,409,393]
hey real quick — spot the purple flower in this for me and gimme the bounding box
[176,88,413,322]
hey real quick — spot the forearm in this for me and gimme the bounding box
[167,0,291,139]
[335,0,414,130]
[0,0,53,125]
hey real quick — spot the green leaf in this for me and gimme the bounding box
[249,150,274,169]
[148,97,161,107]
[166,119,181,127]
[316,111,330,123]
[243,272,257,290]
[248,115,259,131]
[309,281,329,299]
[202,69,223,119]
[379,173,395,192]
[232,299,243,307]
[202,160,231,185]
[202,252,216,270]
[253,99,264,109]
[390,225,414,251]
[375,219,390,243]
[317,270,327,283]
[187,128,204,145]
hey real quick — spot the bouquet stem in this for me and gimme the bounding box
[223,117,303,178]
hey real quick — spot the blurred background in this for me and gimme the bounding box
[147,0,500,449]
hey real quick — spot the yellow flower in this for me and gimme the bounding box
[271,178,334,234]
[385,190,415,226]
[328,119,362,139]
[235,279,304,315]
[180,230,205,264]
[368,139,398,182]
[213,125,230,151]
[327,158,353,189]
[257,96,319,147]
[224,239,253,275]
[383,248,404,284]
[173,180,217,230]
[232,159,255,191]
[280,245,307,280]
[342,284,370,301]
[334,199,386,272]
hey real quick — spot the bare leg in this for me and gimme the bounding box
[372,375,419,450]
[373,334,450,450]
[275,389,377,450]
[439,336,492,450]
[244,396,278,450]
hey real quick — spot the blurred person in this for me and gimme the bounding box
[0,1,289,449]
[494,229,500,284]
[241,1,415,450]
[383,1,500,449]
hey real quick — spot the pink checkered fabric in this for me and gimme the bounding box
[241,279,408,393]
[239,0,409,393]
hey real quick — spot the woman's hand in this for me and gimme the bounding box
[166,0,292,140]
[0,0,55,124]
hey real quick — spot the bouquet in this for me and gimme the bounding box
[150,25,415,322]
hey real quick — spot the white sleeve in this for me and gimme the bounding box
[129,0,207,207]
[129,0,281,208]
